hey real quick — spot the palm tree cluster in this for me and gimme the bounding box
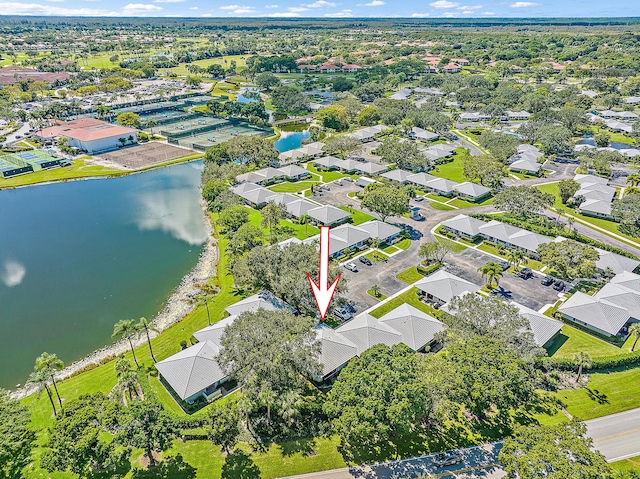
[112,317,159,367]
[478,261,504,289]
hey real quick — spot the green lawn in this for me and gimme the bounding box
[546,325,628,359]
[395,238,411,250]
[448,196,494,209]
[306,164,357,183]
[429,201,456,211]
[611,456,640,473]
[367,289,388,300]
[430,155,467,183]
[436,236,467,253]
[0,153,203,190]
[338,206,375,225]
[396,266,425,284]
[370,288,439,319]
[555,365,640,420]
[364,250,390,262]
[268,181,319,193]
[591,126,636,146]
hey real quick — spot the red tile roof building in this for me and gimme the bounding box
[36,118,138,154]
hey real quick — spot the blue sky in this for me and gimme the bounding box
[0,0,638,17]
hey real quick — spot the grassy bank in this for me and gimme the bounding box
[0,152,203,190]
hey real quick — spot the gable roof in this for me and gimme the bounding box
[224,290,294,316]
[313,156,342,168]
[155,341,226,400]
[595,249,640,274]
[414,269,480,303]
[441,214,485,237]
[379,303,445,351]
[381,169,413,183]
[610,271,640,293]
[193,315,237,346]
[407,172,437,187]
[308,205,350,225]
[558,291,631,336]
[511,302,563,347]
[594,283,640,320]
[358,220,402,241]
[315,325,358,378]
[336,313,403,354]
[454,182,491,198]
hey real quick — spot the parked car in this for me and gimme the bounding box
[518,267,533,279]
[414,196,424,202]
[553,280,565,291]
[434,452,463,468]
[499,261,510,271]
[359,256,373,266]
[344,262,358,272]
[541,276,554,286]
[334,179,343,186]
[334,307,352,321]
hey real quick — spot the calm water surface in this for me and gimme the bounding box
[0,161,207,388]
[274,130,311,152]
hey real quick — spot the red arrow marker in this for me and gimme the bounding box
[307,226,341,321]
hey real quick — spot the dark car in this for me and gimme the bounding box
[541,276,554,286]
[518,267,533,279]
[499,261,510,271]
[553,280,565,291]
[434,452,463,467]
[359,256,373,266]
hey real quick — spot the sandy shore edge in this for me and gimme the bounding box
[11,198,218,400]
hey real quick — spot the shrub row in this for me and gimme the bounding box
[469,213,638,260]
[537,350,640,372]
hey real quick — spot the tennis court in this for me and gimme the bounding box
[184,125,272,151]
[160,117,230,138]
[0,150,63,177]
[98,142,193,169]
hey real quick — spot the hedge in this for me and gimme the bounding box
[469,213,639,260]
[537,350,640,372]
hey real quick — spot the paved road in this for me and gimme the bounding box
[586,408,640,462]
[2,121,30,146]
[280,443,504,479]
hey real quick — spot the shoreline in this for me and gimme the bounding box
[11,197,218,400]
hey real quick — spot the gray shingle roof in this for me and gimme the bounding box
[225,290,294,316]
[193,315,237,346]
[454,181,491,198]
[358,220,402,242]
[595,249,640,275]
[441,214,485,237]
[336,313,403,354]
[559,291,631,336]
[610,271,640,292]
[594,283,640,320]
[155,341,226,400]
[415,269,480,303]
[379,303,445,351]
[407,172,437,187]
[381,169,413,183]
[315,325,358,378]
[308,205,350,225]
[511,302,563,347]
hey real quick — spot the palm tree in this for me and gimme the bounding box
[112,319,140,367]
[115,358,139,401]
[477,261,504,288]
[28,369,57,416]
[371,284,381,297]
[629,323,640,352]
[145,117,157,134]
[35,352,64,410]
[259,389,277,427]
[573,351,592,383]
[507,249,527,272]
[627,174,640,187]
[299,214,311,235]
[280,391,302,427]
[137,317,159,363]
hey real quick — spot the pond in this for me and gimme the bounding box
[274,130,311,152]
[0,162,207,388]
[576,138,635,150]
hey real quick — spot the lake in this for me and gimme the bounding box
[0,162,207,388]
[274,130,311,152]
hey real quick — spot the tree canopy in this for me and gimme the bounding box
[361,184,411,222]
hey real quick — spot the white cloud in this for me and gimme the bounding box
[304,0,336,7]
[457,4,482,10]
[0,1,118,15]
[45,0,65,3]
[220,4,240,9]
[429,0,459,8]
[122,3,163,14]
[219,4,258,13]
[510,1,539,6]
[2,260,26,288]
[287,6,308,11]
[411,12,430,17]
[264,3,278,7]
[357,0,385,5]
[188,6,198,9]
[153,0,184,3]
[324,8,352,16]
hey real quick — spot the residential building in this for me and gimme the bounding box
[454,182,491,202]
[409,127,439,141]
[307,205,351,227]
[414,270,481,306]
[511,302,563,347]
[381,168,413,184]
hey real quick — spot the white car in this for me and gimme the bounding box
[344,262,358,272]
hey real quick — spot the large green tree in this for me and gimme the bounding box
[217,310,320,414]
[558,179,580,204]
[218,205,250,233]
[0,389,35,479]
[116,400,176,468]
[361,184,410,222]
[42,393,124,476]
[324,344,429,461]
[499,421,611,479]
[461,152,505,188]
[208,400,241,454]
[612,194,640,237]
[270,85,309,113]
[494,185,554,218]
[377,137,429,171]
[537,240,599,280]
